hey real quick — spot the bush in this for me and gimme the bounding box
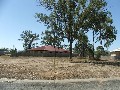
[10,48,17,57]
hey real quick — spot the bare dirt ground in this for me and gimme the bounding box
[0,56,120,80]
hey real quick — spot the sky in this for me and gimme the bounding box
[0,0,120,51]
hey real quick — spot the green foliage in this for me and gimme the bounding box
[41,29,64,48]
[87,0,117,47]
[95,46,109,59]
[18,30,39,50]
[36,0,117,59]
[74,32,94,57]
[0,48,9,51]
[0,48,10,55]
[10,48,17,57]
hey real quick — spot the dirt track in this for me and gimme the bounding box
[0,56,120,80]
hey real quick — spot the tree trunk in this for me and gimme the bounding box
[82,43,85,57]
[93,31,95,59]
[69,40,72,59]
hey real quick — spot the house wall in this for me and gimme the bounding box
[17,51,69,57]
[33,51,70,57]
[0,51,5,55]
[17,50,78,57]
[111,51,120,56]
[111,51,120,60]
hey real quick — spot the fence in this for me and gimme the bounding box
[16,51,78,57]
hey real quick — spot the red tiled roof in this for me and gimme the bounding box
[28,45,69,52]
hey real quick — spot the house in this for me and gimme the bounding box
[0,51,5,55]
[110,48,120,60]
[27,45,70,57]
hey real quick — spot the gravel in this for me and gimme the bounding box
[0,56,120,80]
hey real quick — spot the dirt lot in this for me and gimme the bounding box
[0,56,120,80]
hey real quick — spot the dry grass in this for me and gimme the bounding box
[0,56,120,80]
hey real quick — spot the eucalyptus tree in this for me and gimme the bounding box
[18,30,39,50]
[86,0,117,56]
[36,0,117,59]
